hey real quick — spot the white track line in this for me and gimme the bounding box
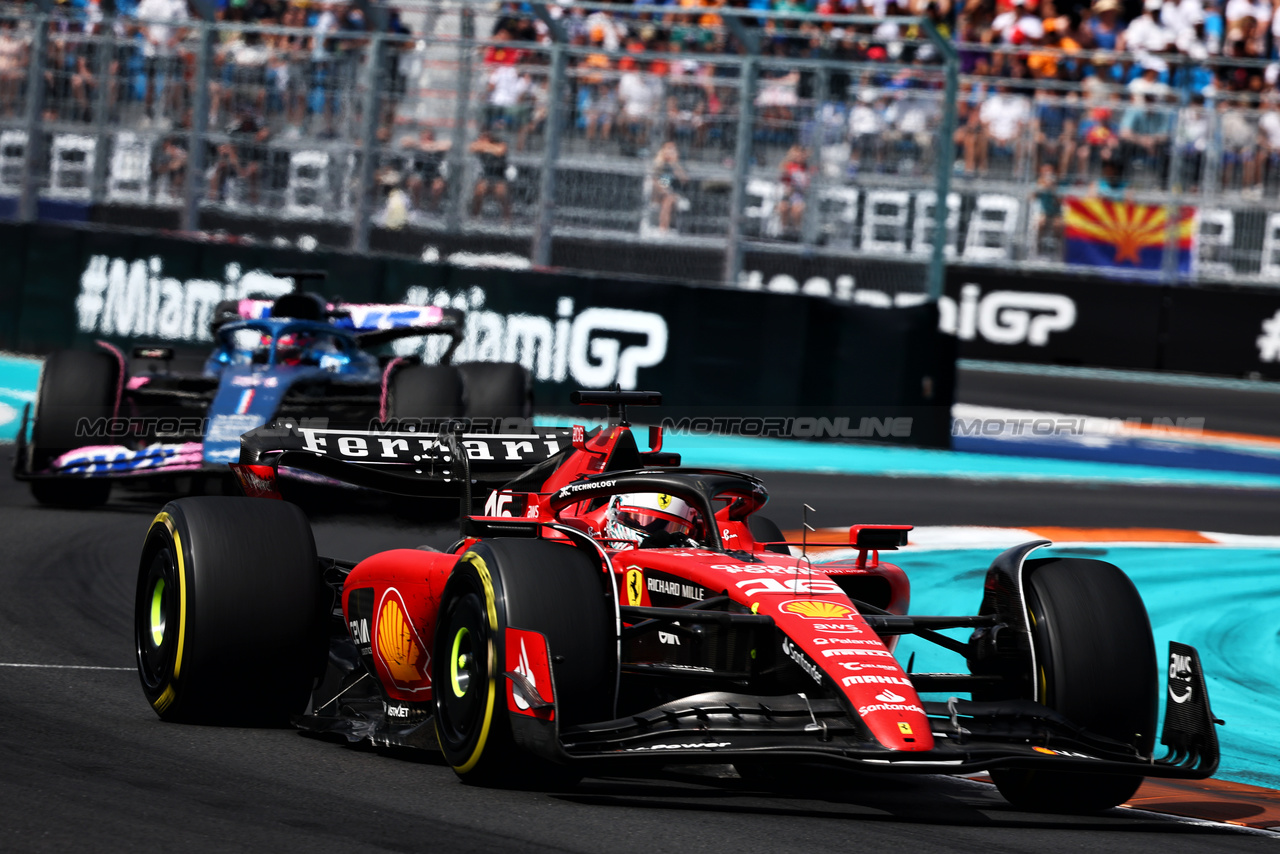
[0,663,133,671]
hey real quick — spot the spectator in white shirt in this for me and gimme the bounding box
[1225,0,1271,25]
[1256,94,1280,193]
[134,0,189,121]
[1120,0,1176,52]
[618,57,659,152]
[1225,0,1271,51]
[1175,8,1212,60]
[977,83,1031,174]
[848,89,886,172]
[485,64,530,130]
[991,0,1046,44]
[1128,58,1174,97]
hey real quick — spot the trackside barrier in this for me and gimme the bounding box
[0,222,956,448]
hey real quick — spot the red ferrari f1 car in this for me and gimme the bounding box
[134,390,1220,813]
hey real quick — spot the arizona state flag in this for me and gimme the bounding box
[1064,198,1196,273]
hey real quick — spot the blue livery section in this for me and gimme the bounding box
[201,365,299,464]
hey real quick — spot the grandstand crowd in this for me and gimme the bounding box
[0,0,1277,228]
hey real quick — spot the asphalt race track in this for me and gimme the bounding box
[0,466,1273,853]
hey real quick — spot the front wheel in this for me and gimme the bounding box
[434,538,614,786]
[135,497,326,725]
[991,557,1158,813]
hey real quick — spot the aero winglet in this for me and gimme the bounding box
[1157,641,1221,777]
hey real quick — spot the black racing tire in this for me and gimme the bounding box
[457,362,532,422]
[135,497,326,725]
[747,515,790,555]
[433,538,614,787]
[387,363,464,419]
[991,557,1158,813]
[385,363,468,522]
[29,349,120,507]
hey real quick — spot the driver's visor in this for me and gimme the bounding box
[616,509,694,537]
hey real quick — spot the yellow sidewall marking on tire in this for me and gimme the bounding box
[154,685,175,713]
[450,552,498,775]
[151,512,188,682]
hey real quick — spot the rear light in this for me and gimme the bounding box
[229,463,281,499]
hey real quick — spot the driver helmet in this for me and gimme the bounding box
[274,332,314,366]
[605,492,698,546]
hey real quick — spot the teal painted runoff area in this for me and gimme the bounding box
[887,546,1280,790]
[0,353,39,442]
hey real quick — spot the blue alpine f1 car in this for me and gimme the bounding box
[14,283,530,506]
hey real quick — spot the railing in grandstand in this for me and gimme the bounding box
[0,2,1276,286]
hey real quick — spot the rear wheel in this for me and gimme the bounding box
[457,362,532,422]
[29,349,120,507]
[434,538,613,786]
[991,557,1158,813]
[135,497,325,725]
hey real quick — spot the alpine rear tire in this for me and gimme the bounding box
[457,362,532,422]
[434,538,613,787]
[387,364,464,419]
[29,349,120,507]
[991,557,1158,813]
[135,497,325,725]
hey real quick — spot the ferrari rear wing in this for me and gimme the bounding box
[233,420,573,502]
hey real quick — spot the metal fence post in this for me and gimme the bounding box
[351,34,384,253]
[444,6,474,234]
[723,55,757,287]
[1202,101,1222,204]
[927,28,959,301]
[531,40,566,268]
[89,17,114,204]
[181,22,213,233]
[1160,104,1187,282]
[800,65,828,247]
[18,14,49,223]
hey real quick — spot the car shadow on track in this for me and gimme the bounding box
[553,768,1253,836]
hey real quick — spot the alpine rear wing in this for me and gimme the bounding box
[234,420,573,502]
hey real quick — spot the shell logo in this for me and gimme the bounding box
[376,589,431,692]
[782,600,854,619]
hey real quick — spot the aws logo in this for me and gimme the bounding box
[375,588,431,694]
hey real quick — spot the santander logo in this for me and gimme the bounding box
[875,689,905,703]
